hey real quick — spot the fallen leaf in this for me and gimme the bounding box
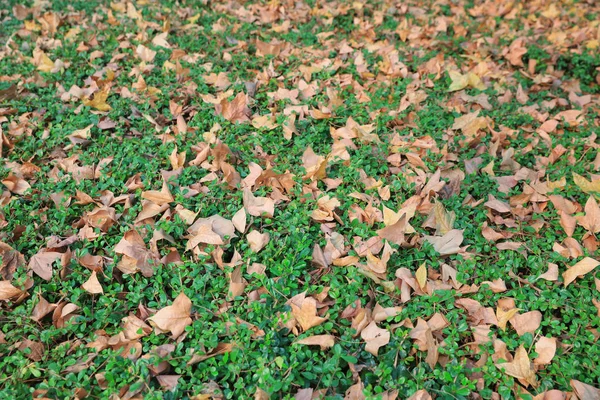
[361,321,390,356]
[289,292,327,332]
[570,380,600,400]
[495,345,537,387]
[82,271,103,294]
[577,196,600,234]
[247,230,269,253]
[28,251,61,281]
[563,257,600,287]
[509,311,542,336]
[415,263,427,290]
[2,175,31,195]
[573,173,600,194]
[534,337,557,366]
[295,335,335,350]
[0,281,23,300]
[148,293,193,339]
[232,208,246,233]
[424,229,464,256]
[243,188,274,218]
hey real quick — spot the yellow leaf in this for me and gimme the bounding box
[573,173,600,194]
[448,70,485,92]
[416,263,427,290]
[83,88,111,111]
[495,345,537,387]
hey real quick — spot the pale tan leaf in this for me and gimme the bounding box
[361,321,390,356]
[247,230,269,253]
[570,380,600,400]
[534,337,557,366]
[28,252,61,281]
[509,311,542,336]
[563,257,600,287]
[232,208,246,233]
[424,229,464,256]
[243,188,274,218]
[415,263,427,290]
[82,271,103,294]
[148,293,192,339]
[289,292,327,332]
[537,263,559,281]
[495,345,537,387]
[0,281,23,300]
[295,334,335,350]
[573,173,600,194]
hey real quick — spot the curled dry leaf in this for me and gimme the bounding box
[215,92,251,123]
[563,257,600,287]
[495,345,537,387]
[232,208,246,233]
[0,281,24,301]
[289,292,327,332]
[424,229,464,256]
[0,241,25,280]
[114,230,159,277]
[295,334,335,350]
[148,292,193,339]
[243,188,274,218]
[2,175,31,195]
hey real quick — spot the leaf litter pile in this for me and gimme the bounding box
[1,0,600,398]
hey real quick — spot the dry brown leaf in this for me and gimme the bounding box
[415,263,427,290]
[114,230,159,277]
[302,147,327,181]
[377,215,407,245]
[247,230,269,253]
[570,380,600,400]
[407,390,433,400]
[243,188,274,218]
[563,257,600,287]
[0,281,23,301]
[295,335,335,350]
[538,263,559,281]
[509,311,542,336]
[142,180,174,206]
[424,229,464,256]
[215,92,251,123]
[448,70,485,91]
[28,251,61,281]
[81,271,103,294]
[495,345,537,387]
[361,321,390,356]
[148,293,192,339]
[534,337,557,366]
[0,241,25,280]
[577,196,600,234]
[83,88,111,111]
[232,208,246,233]
[573,173,600,194]
[2,175,30,195]
[289,292,327,332]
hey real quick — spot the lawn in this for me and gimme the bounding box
[1,0,600,398]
